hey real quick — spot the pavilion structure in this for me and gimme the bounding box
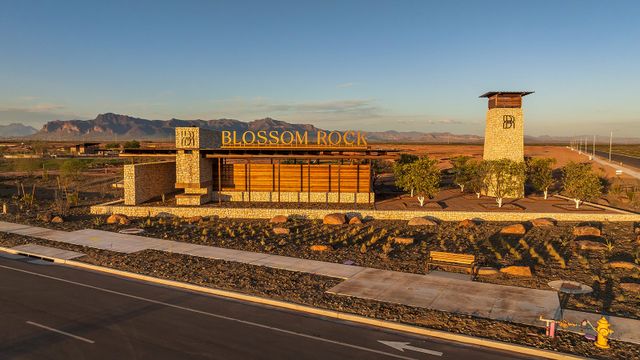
[121,127,396,206]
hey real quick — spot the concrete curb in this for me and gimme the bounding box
[0,245,589,359]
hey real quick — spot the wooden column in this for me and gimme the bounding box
[307,159,311,202]
[247,159,251,203]
[356,162,360,208]
[277,159,281,202]
[337,159,342,203]
[217,158,222,204]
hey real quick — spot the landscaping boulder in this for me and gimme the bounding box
[620,283,640,293]
[457,219,476,228]
[477,267,499,276]
[37,212,53,223]
[348,216,363,225]
[637,234,640,245]
[407,217,437,226]
[392,237,414,245]
[310,245,329,251]
[573,226,601,237]
[270,215,288,224]
[107,214,130,225]
[323,213,346,225]
[500,224,526,236]
[499,266,532,277]
[186,216,202,224]
[51,216,64,223]
[531,218,555,227]
[576,240,607,251]
[273,227,290,235]
[607,261,640,271]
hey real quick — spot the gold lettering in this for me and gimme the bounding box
[257,130,268,144]
[232,131,241,146]
[221,131,232,146]
[328,131,342,146]
[316,130,327,145]
[281,131,294,145]
[268,130,279,144]
[343,131,355,145]
[357,131,368,146]
[296,131,308,145]
[242,131,256,144]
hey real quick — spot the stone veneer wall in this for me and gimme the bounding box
[483,107,524,162]
[124,161,176,205]
[212,191,374,204]
[483,107,525,198]
[91,201,640,222]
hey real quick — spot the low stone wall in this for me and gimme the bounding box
[91,201,640,222]
[124,161,176,205]
[212,191,374,204]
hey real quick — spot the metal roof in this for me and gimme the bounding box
[479,91,534,98]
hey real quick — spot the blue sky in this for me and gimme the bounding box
[1,0,639,137]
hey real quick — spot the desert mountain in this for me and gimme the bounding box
[30,113,326,141]
[28,113,484,143]
[25,113,640,144]
[0,123,38,138]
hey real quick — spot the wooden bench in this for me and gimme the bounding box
[426,251,477,280]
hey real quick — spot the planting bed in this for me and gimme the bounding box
[5,204,640,320]
[0,232,638,359]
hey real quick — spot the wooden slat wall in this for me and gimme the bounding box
[218,163,370,192]
[488,95,522,109]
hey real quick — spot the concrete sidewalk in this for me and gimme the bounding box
[3,219,638,343]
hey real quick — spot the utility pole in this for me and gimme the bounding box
[609,131,613,162]
[592,135,595,157]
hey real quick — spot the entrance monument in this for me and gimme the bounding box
[480,91,533,197]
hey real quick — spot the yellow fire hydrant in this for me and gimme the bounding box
[595,316,613,349]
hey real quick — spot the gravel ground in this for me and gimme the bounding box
[1,231,638,359]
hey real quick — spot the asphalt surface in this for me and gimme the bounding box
[594,150,640,170]
[0,254,540,360]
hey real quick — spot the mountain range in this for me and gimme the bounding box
[1,113,638,144]
[0,123,38,138]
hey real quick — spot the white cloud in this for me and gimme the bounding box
[336,82,355,88]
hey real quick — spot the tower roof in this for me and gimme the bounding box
[479,91,534,98]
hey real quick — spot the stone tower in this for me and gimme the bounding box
[480,91,533,162]
[174,127,215,205]
[480,91,533,198]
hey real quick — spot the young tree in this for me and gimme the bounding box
[60,159,88,180]
[526,157,556,199]
[451,156,473,192]
[393,153,419,196]
[485,159,526,208]
[561,162,603,208]
[397,153,419,165]
[467,160,489,198]
[123,140,141,149]
[408,156,441,206]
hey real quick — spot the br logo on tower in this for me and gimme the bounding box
[178,128,197,147]
[221,130,368,148]
[502,115,516,129]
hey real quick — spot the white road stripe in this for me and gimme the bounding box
[1,264,418,360]
[26,321,95,344]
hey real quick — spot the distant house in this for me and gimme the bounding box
[70,142,100,155]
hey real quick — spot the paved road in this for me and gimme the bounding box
[0,254,539,360]
[594,150,640,170]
